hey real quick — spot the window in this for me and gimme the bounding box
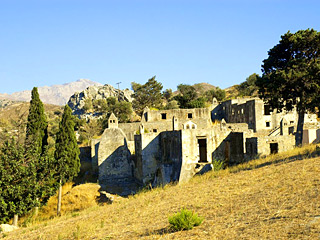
[264,105,271,115]
[266,122,270,127]
[290,121,294,124]
[288,126,294,135]
[153,129,157,133]
[161,113,167,120]
[241,109,244,114]
[188,113,193,119]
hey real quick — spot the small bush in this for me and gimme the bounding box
[212,159,225,171]
[168,208,203,231]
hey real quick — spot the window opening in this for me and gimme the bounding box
[288,126,294,135]
[161,113,167,120]
[264,105,271,115]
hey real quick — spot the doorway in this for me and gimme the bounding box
[198,138,207,162]
[270,143,278,154]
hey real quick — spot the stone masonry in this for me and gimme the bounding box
[91,97,320,195]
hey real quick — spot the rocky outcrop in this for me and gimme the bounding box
[0,79,102,106]
[67,84,133,118]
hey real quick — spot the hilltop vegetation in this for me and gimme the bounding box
[2,144,320,239]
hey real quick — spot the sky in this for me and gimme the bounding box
[1,0,320,94]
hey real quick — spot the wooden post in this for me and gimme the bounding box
[57,178,62,216]
[13,214,18,226]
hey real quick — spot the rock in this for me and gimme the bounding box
[67,84,133,118]
[0,224,19,233]
[98,191,115,204]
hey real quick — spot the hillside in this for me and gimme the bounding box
[0,101,63,145]
[0,79,102,106]
[3,144,320,239]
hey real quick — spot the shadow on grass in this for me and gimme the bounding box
[232,146,320,173]
[140,227,174,237]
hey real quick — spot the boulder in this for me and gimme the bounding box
[0,224,19,233]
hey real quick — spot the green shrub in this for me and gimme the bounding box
[168,208,203,231]
[212,159,225,171]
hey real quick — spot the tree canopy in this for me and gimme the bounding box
[256,29,320,145]
[236,73,259,97]
[132,76,163,115]
[174,84,207,109]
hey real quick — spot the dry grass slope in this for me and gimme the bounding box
[2,144,320,239]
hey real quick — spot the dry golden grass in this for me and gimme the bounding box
[3,144,320,239]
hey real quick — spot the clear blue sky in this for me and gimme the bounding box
[1,0,319,94]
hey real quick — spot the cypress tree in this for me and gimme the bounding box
[25,87,48,155]
[54,105,80,215]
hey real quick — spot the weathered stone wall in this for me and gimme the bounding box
[91,139,100,173]
[255,135,295,156]
[155,131,183,185]
[134,132,160,184]
[98,128,132,184]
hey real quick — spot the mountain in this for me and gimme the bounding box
[0,79,102,106]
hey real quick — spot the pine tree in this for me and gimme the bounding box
[25,87,48,155]
[54,105,80,215]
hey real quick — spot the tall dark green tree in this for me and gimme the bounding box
[25,87,48,155]
[257,29,320,145]
[0,139,37,225]
[132,76,163,115]
[54,105,80,215]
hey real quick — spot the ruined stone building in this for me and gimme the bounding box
[91,97,319,195]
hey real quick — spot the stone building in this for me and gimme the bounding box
[91,97,319,195]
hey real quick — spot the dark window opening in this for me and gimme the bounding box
[290,121,294,124]
[266,122,270,127]
[153,129,157,133]
[270,143,278,154]
[186,125,190,129]
[264,105,272,115]
[192,125,196,129]
[288,126,294,135]
[161,113,167,119]
[188,113,193,119]
[198,138,207,162]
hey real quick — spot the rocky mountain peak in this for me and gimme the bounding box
[0,79,102,106]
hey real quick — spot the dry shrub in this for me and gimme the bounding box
[35,183,101,221]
